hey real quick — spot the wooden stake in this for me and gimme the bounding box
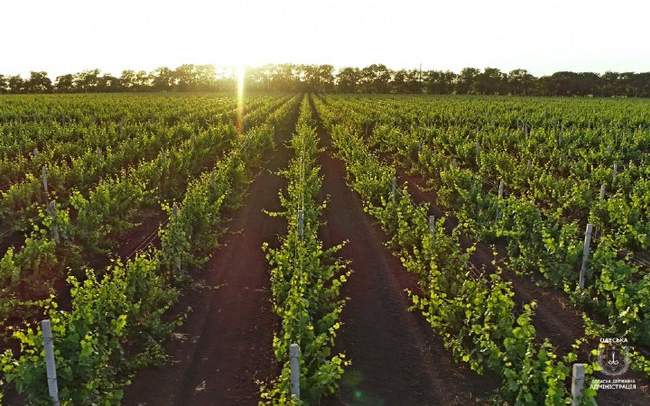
[46,201,60,244]
[297,209,304,238]
[41,166,49,195]
[41,320,60,406]
[578,224,593,289]
[571,363,586,406]
[290,343,300,400]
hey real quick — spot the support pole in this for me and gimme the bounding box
[578,224,593,289]
[428,215,435,236]
[290,343,300,400]
[496,180,505,221]
[297,209,304,239]
[41,320,60,406]
[41,166,49,196]
[571,363,586,406]
[46,201,60,244]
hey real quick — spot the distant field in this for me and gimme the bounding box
[0,93,648,405]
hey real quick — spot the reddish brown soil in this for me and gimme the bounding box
[116,209,165,260]
[123,116,296,405]
[312,100,498,406]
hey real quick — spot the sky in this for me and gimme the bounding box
[2,0,649,78]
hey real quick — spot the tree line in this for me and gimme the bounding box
[1,64,650,97]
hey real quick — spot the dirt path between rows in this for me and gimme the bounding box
[124,108,298,406]
[311,98,498,406]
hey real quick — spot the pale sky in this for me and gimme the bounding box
[2,0,649,78]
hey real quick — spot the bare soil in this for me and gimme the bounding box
[123,114,297,406]
[312,99,498,406]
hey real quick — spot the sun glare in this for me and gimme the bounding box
[236,64,246,133]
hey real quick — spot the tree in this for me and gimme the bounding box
[75,70,101,92]
[266,64,300,92]
[0,75,8,93]
[304,64,335,92]
[629,72,650,97]
[359,64,391,93]
[457,67,480,94]
[174,65,198,91]
[25,71,52,93]
[194,65,217,90]
[98,74,122,92]
[391,69,421,93]
[507,69,535,95]
[121,70,153,91]
[134,70,151,91]
[424,70,456,94]
[474,68,506,94]
[120,69,137,90]
[55,74,75,92]
[337,67,361,93]
[7,75,24,93]
[151,67,176,91]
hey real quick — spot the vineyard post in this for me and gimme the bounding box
[46,201,60,244]
[428,215,435,236]
[172,205,181,273]
[612,162,618,184]
[578,224,593,289]
[41,320,60,406]
[289,343,300,400]
[297,209,304,239]
[571,363,585,406]
[41,166,49,197]
[496,180,505,220]
[599,183,606,200]
[391,176,397,203]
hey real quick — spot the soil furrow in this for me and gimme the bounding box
[312,99,497,406]
[124,108,298,406]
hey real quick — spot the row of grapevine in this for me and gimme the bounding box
[314,96,598,405]
[261,97,350,404]
[0,96,292,339]
[0,95,301,405]
[318,95,650,374]
[0,96,285,233]
[0,96,252,186]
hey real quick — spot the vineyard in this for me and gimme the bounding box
[0,92,648,405]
